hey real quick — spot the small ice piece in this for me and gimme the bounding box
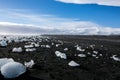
[74,54,77,56]
[55,51,62,57]
[93,51,98,54]
[24,44,34,48]
[64,48,68,51]
[34,43,39,47]
[56,44,60,47]
[12,47,23,53]
[0,58,14,69]
[74,45,79,47]
[92,54,96,57]
[51,43,54,45]
[76,46,85,52]
[25,48,36,52]
[99,54,102,56]
[24,60,35,68]
[90,44,95,49]
[101,45,103,47]
[1,62,26,78]
[8,40,12,43]
[111,55,120,61]
[68,60,80,67]
[0,40,7,47]
[55,51,67,59]
[78,54,86,57]
[87,52,91,55]
[14,39,19,43]
[41,45,46,47]
[46,45,51,48]
[60,53,67,59]
[96,57,99,59]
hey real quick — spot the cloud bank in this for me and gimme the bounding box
[0,9,120,35]
[0,21,120,35]
[55,0,120,6]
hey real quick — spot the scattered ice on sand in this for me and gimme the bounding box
[1,62,26,78]
[24,60,35,68]
[68,60,80,67]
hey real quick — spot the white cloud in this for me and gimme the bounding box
[0,9,120,35]
[55,0,120,6]
[0,21,120,35]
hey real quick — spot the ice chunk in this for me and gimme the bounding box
[34,43,39,47]
[51,43,54,45]
[92,54,96,57]
[93,51,98,54]
[46,45,51,48]
[25,48,36,52]
[41,45,46,47]
[111,55,120,61]
[87,52,91,55]
[0,40,7,47]
[55,51,67,59]
[1,62,26,78]
[76,46,85,52]
[60,53,67,59]
[64,48,68,51]
[12,47,23,53]
[0,58,14,69]
[55,51,62,57]
[90,44,95,49]
[56,44,60,47]
[99,54,102,56]
[96,56,99,59]
[68,60,80,67]
[24,60,35,68]
[78,54,86,57]
[24,44,34,48]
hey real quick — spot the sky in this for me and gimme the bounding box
[0,0,120,35]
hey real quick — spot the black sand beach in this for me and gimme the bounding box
[0,35,120,80]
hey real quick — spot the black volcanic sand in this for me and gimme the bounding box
[0,35,120,80]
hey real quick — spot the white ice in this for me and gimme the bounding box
[78,54,86,57]
[55,51,67,59]
[68,60,80,67]
[24,60,35,68]
[12,47,23,53]
[1,62,26,78]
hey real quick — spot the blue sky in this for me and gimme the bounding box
[0,0,120,35]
